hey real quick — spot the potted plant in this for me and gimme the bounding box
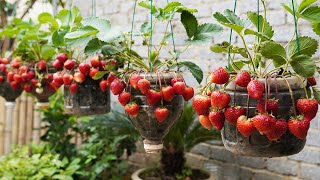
[88,1,222,153]
[192,0,320,157]
[131,103,221,179]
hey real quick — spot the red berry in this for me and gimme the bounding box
[266,119,288,141]
[99,80,108,92]
[10,81,19,90]
[129,74,142,89]
[19,66,29,74]
[52,59,62,69]
[288,117,310,140]
[37,60,47,71]
[56,53,68,63]
[173,82,186,95]
[73,72,86,83]
[154,107,169,123]
[307,77,317,86]
[90,55,101,68]
[236,115,255,137]
[13,74,22,83]
[110,79,125,95]
[2,57,9,64]
[79,63,91,75]
[7,71,14,82]
[210,67,230,84]
[209,110,225,130]
[23,84,32,93]
[63,74,73,85]
[10,58,20,69]
[146,89,162,106]
[53,73,64,86]
[211,90,231,109]
[0,76,4,83]
[192,95,211,115]
[161,86,175,102]
[183,86,194,101]
[252,114,276,134]
[30,79,39,87]
[106,73,118,86]
[171,78,183,86]
[118,92,131,106]
[64,60,75,70]
[235,71,251,87]
[45,73,54,83]
[99,60,107,71]
[21,73,28,82]
[69,83,79,94]
[125,102,139,117]
[199,115,212,130]
[257,99,279,116]
[296,99,318,120]
[0,64,6,71]
[247,80,264,100]
[27,70,35,80]
[224,106,245,125]
[137,79,151,95]
[89,69,99,78]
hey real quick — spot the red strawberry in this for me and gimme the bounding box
[211,90,231,109]
[50,81,62,90]
[296,99,318,120]
[137,79,151,94]
[183,86,194,101]
[10,58,20,69]
[171,78,183,86]
[146,89,161,106]
[79,63,91,75]
[173,81,186,95]
[64,60,75,70]
[106,73,118,86]
[30,79,38,87]
[99,60,107,71]
[56,53,68,63]
[199,115,212,130]
[210,67,230,84]
[27,70,35,80]
[69,83,79,94]
[37,60,47,71]
[161,86,175,102]
[257,99,279,116]
[236,115,255,137]
[110,79,125,95]
[235,71,251,87]
[0,64,6,71]
[1,57,9,64]
[154,107,169,123]
[192,95,211,115]
[307,77,317,86]
[209,110,225,130]
[13,74,21,83]
[90,55,101,68]
[73,72,86,83]
[125,102,139,117]
[45,73,54,83]
[10,81,19,90]
[19,66,29,74]
[247,80,264,99]
[99,80,108,92]
[52,60,63,70]
[288,117,310,140]
[129,74,142,89]
[89,69,99,78]
[63,74,73,85]
[266,119,288,141]
[0,76,4,83]
[53,73,64,86]
[118,92,131,106]
[23,84,32,93]
[21,73,28,82]
[252,114,276,134]
[7,71,14,82]
[224,106,245,125]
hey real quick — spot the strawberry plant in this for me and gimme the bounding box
[192,0,320,157]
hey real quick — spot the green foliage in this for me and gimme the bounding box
[260,42,287,67]
[0,144,80,180]
[177,61,203,84]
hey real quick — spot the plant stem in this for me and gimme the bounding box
[239,35,256,72]
[294,74,309,99]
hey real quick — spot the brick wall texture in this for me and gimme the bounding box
[75,0,320,179]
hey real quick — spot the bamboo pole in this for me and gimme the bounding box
[25,96,34,145]
[18,94,27,145]
[0,98,4,154]
[4,101,15,154]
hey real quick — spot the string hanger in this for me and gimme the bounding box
[290,0,301,55]
[91,0,96,17]
[227,0,237,71]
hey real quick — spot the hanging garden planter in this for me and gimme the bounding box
[0,78,23,102]
[193,0,320,157]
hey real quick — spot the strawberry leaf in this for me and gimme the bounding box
[300,6,320,23]
[260,41,287,67]
[187,23,222,44]
[288,36,318,58]
[312,87,320,104]
[290,55,316,77]
[181,11,198,38]
[247,11,274,40]
[85,38,103,55]
[213,9,249,34]
[299,0,318,13]
[93,71,109,80]
[38,12,59,30]
[210,42,248,58]
[312,23,320,36]
[178,61,203,84]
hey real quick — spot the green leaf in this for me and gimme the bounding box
[188,23,222,44]
[52,31,66,47]
[229,60,245,72]
[247,11,274,39]
[93,71,108,80]
[38,12,59,30]
[299,0,317,12]
[101,45,120,55]
[140,22,151,35]
[300,6,320,23]
[65,36,92,48]
[288,36,318,58]
[64,26,97,39]
[41,45,56,60]
[312,23,320,36]
[243,29,271,41]
[290,55,316,77]
[260,41,287,67]
[210,42,248,58]
[85,38,102,55]
[213,9,248,34]
[312,87,320,104]
[181,11,198,38]
[82,17,111,33]
[138,1,158,14]
[56,9,71,27]
[178,61,203,84]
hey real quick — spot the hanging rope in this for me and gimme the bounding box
[291,0,301,55]
[227,0,238,70]
[166,0,176,54]
[257,0,260,34]
[149,0,154,73]
[130,0,138,52]
[52,0,58,16]
[91,0,96,17]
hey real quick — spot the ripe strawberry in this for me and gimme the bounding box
[0,64,6,71]
[209,110,225,130]
[183,86,194,101]
[23,84,32,93]
[257,99,279,116]
[89,68,99,78]
[27,70,35,80]
[198,115,212,130]
[45,73,54,83]
[99,80,108,92]
[79,63,91,75]
[21,73,29,82]
[236,115,255,137]
[288,117,310,140]
[173,81,186,95]
[50,81,62,90]
[1,57,9,64]
[90,55,101,68]
[69,83,79,94]
[37,60,47,71]
[129,74,142,89]
[52,59,63,70]
[10,58,20,69]
[19,66,28,74]
[63,74,73,85]
[7,71,14,82]
[53,73,64,86]
[171,78,183,86]
[247,80,264,99]
[146,89,162,106]
[30,79,39,87]
[211,90,231,109]
[224,106,245,125]
[56,53,68,63]
[307,77,317,86]
[137,79,151,94]
[106,73,118,86]
[73,72,86,83]
[296,99,318,120]
[161,86,175,102]
[125,102,139,117]
[118,92,131,106]
[110,79,125,95]
[266,119,288,141]
[154,107,169,123]
[252,114,276,134]
[192,95,211,115]
[210,67,230,84]
[64,60,75,70]
[0,76,4,83]
[10,81,19,90]
[99,60,107,71]
[13,74,21,83]
[235,71,251,87]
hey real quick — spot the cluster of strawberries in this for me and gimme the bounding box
[110,74,194,123]
[193,67,318,141]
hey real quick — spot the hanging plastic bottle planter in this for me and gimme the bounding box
[193,0,320,157]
